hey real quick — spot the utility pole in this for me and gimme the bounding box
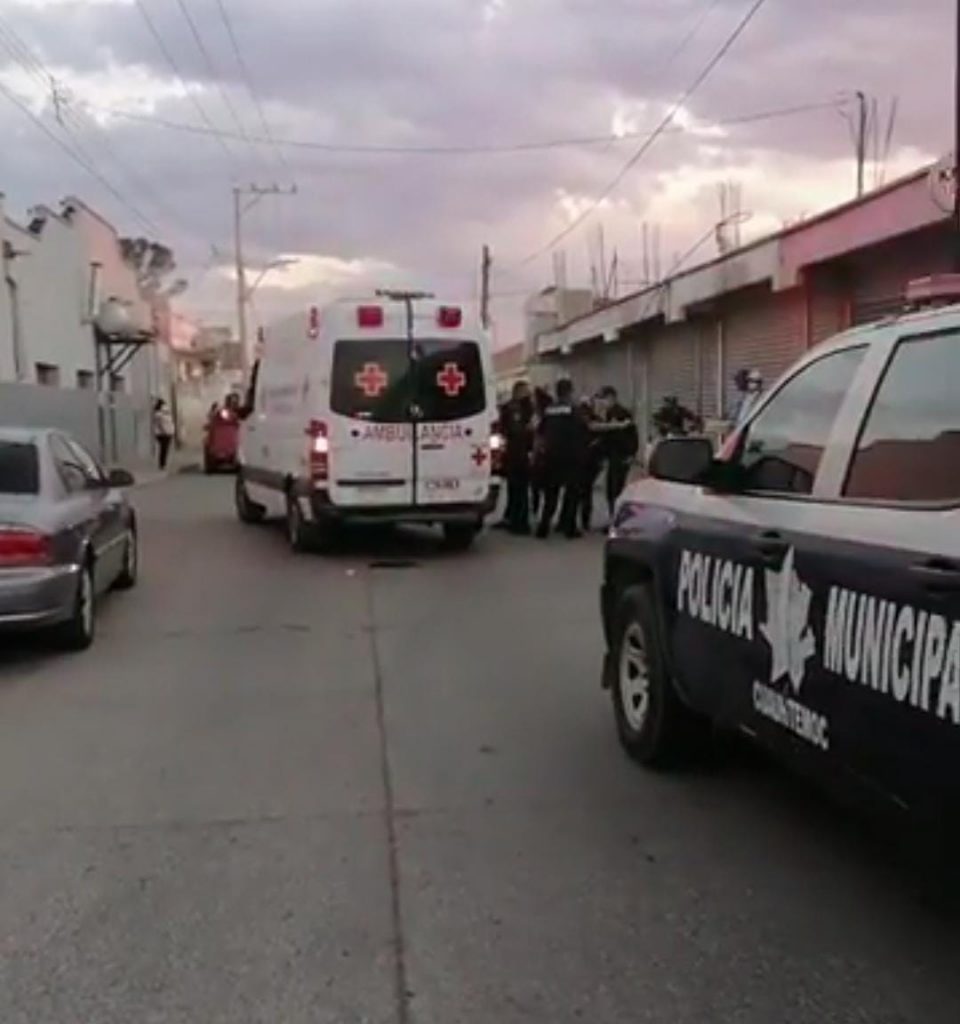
[855,90,868,198]
[480,244,492,330]
[232,183,297,370]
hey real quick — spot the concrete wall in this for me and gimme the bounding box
[0,381,153,466]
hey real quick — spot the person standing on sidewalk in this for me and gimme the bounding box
[535,378,588,539]
[152,398,175,471]
[596,385,639,519]
[496,380,534,534]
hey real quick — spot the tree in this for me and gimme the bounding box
[119,237,188,299]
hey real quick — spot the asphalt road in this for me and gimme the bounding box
[1,474,959,1024]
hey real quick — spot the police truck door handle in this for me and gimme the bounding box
[752,530,788,563]
[910,560,960,593]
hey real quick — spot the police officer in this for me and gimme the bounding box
[535,378,589,539]
[595,385,639,519]
[496,380,534,534]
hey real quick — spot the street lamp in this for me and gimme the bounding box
[245,256,299,301]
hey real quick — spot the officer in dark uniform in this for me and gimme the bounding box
[596,385,640,518]
[496,380,534,534]
[535,378,589,539]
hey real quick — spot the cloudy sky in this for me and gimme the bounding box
[0,0,952,343]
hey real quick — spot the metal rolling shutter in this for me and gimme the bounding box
[698,326,720,420]
[647,321,698,418]
[851,230,953,325]
[808,277,847,347]
[722,287,804,412]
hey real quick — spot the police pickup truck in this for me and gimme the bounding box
[601,277,960,826]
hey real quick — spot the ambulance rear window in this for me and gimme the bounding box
[331,340,411,422]
[412,339,486,423]
[330,339,486,423]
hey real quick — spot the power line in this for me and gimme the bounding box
[0,14,204,243]
[87,97,839,156]
[0,75,160,234]
[516,0,774,267]
[212,0,290,175]
[132,0,238,170]
[169,0,264,172]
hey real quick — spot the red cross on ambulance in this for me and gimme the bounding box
[436,362,467,398]
[354,362,389,398]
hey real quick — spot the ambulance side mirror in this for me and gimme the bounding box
[648,437,715,486]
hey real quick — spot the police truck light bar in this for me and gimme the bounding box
[906,275,960,305]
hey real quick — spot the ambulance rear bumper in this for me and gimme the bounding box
[305,483,500,525]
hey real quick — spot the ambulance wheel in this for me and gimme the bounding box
[285,493,317,553]
[235,475,265,524]
[442,522,479,551]
[610,585,706,767]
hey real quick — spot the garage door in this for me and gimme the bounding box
[722,286,804,415]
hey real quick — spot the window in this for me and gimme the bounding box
[736,346,865,495]
[76,370,95,390]
[49,436,87,493]
[109,374,125,393]
[845,331,960,503]
[35,363,60,387]
[330,340,412,423]
[0,441,39,495]
[412,340,486,423]
[330,339,487,424]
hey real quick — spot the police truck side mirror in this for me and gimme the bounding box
[648,437,714,485]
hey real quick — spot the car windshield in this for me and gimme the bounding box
[0,440,40,495]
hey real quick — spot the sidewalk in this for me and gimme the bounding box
[129,448,201,489]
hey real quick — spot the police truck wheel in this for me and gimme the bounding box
[610,586,703,767]
[235,476,265,524]
[442,523,478,551]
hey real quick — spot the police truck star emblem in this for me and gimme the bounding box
[759,548,816,694]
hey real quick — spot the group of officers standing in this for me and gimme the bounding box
[495,378,640,539]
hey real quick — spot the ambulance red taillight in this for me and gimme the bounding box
[437,305,462,328]
[357,305,384,328]
[306,419,329,483]
[0,527,52,568]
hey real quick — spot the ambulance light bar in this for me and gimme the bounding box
[357,305,384,328]
[905,275,960,306]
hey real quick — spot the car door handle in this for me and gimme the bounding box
[752,530,788,563]
[910,559,960,593]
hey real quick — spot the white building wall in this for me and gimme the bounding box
[9,206,92,385]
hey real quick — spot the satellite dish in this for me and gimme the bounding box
[929,153,956,215]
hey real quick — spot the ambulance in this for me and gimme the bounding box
[234,292,502,551]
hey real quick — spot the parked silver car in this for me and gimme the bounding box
[0,427,138,650]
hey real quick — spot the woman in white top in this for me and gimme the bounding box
[152,398,175,470]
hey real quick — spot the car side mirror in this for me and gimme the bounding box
[648,437,715,485]
[107,468,135,488]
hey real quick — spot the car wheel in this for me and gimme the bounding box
[442,523,479,551]
[235,475,265,524]
[285,492,315,553]
[114,527,138,590]
[56,561,95,651]
[610,585,706,767]
[203,453,215,474]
